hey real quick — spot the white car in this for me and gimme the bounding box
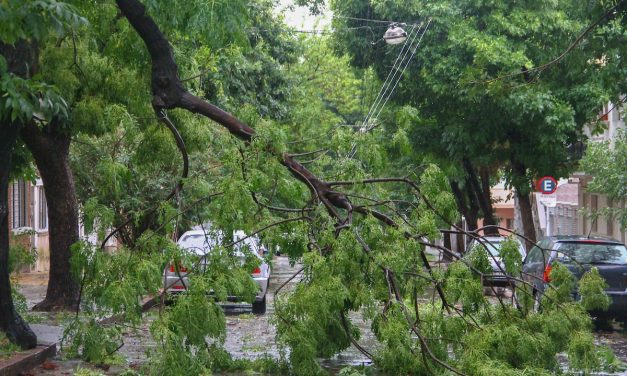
[164,229,271,314]
[467,236,526,287]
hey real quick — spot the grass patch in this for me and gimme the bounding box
[0,332,21,360]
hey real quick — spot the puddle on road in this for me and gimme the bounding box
[597,328,627,364]
[17,257,627,375]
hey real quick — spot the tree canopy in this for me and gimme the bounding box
[331,0,626,243]
[1,0,626,375]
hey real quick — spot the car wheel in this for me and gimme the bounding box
[252,294,267,315]
[533,290,542,313]
[513,287,523,310]
[593,317,614,331]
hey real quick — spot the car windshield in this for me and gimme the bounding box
[555,242,627,265]
[234,232,261,255]
[178,234,218,251]
[473,240,503,257]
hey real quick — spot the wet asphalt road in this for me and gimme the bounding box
[17,256,627,374]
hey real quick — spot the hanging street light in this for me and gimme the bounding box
[383,24,407,45]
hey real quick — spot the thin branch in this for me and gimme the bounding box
[468,0,626,85]
[251,191,313,213]
[99,110,189,250]
[274,267,304,296]
[340,311,374,360]
[224,216,311,248]
[287,148,327,158]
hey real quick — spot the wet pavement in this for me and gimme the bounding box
[16,257,627,375]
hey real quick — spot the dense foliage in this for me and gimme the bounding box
[330,0,627,241]
[1,0,626,375]
[580,129,627,230]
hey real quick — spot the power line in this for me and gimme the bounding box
[362,19,430,131]
[247,24,391,35]
[361,23,418,127]
[332,14,414,24]
[368,18,431,131]
[346,18,432,159]
[362,23,421,129]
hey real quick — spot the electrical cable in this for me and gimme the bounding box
[367,20,430,130]
[247,24,389,35]
[345,24,421,158]
[362,23,418,128]
[332,14,414,24]
[363,23,424,129]
[368,18,431,131]
[346,18,432,159]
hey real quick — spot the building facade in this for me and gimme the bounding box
[7,178,50,272]
[536,99,626,243]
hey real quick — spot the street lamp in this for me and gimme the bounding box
[383,24,407,45]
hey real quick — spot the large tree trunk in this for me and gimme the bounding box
[449,180,479,232]
[0,39,38,349]
[515,190,536,250]
[21,123,80,311]
[478,166,499,236]
[0,123,37,349]
[462,159,499,235]
[511,160,536,250]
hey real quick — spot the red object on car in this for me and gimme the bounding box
[543,263,552,283]
[169,264,187,273]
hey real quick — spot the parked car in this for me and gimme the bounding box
[520,235,627,322]
[467,236,526,287]
[163,229,271,314]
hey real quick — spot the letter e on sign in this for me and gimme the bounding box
[537,176,557,194]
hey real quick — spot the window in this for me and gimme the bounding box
[37,187,47,230]
[506,218,514,229]
[526,247,542,263]
[526,239,551,264]
[11,179,27,228]
[555,242,627,265]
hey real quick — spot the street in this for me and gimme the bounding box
[17,255,627,375]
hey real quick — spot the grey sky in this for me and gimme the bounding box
[276,0,330,30]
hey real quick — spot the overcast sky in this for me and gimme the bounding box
[276,0,330,30]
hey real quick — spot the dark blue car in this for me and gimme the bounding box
[520,236,627,323]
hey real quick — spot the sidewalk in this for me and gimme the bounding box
[17,271,48,285]
[16,272,48,310]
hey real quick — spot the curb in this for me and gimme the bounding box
[0,343,56,376]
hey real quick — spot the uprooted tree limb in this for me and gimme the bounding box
[106,1,613,375]
[115,0,354,229]
[115,0,459,321]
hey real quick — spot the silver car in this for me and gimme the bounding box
[467,236,526,287]
[164,229,271,314]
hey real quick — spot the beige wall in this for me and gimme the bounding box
[580,192,626,243]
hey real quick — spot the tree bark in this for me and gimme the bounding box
[114,0,354,223]
[0,40,38,349]
[515,190,536,250]
[20,122,80,311]
[442,231,452,262]
[0,124,37,349]
[455,220,465,255]
[449,180,478,232]
[511,160,536,250]
[478,166,499,236]
[462,159,498,235]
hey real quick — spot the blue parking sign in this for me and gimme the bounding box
[536,176,557,194]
